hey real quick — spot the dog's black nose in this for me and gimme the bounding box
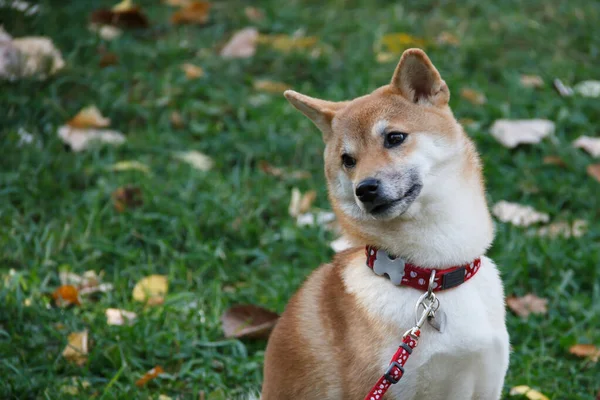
[355,178,380,203]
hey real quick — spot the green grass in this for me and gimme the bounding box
[1,0,599,398]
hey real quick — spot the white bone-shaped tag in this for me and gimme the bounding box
[372,250,406,285]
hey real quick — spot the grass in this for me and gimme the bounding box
[1,0,599,398]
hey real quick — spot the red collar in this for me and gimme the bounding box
[365,245,481,291]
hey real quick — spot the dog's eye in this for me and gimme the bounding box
[385,132,408,148]
[341,154,356,168]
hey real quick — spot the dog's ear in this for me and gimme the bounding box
[390,48,449,106]
[284,90,347,141]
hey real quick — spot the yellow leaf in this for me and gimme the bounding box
[378,33,427,54]
[62,330,89,366]
[253,79,290,94]
[135,365,164,387]
[112,0,134,12]
[257,34,318,53]
[105,308,137,326]
[132,275,168,304]
[509,385,549,400]
[175,150,214,171]
[67,106,111,129]
[181,63,204,79]
[109,160,150,174]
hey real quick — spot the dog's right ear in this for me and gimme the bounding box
[284,90,347,141]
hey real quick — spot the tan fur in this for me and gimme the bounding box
[262,49,504,399]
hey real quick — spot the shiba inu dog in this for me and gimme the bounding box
[261,49,509,399]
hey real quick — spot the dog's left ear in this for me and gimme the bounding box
[390,48,450,106]
[284,90,347,141]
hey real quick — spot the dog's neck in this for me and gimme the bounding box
[348,139,494,269]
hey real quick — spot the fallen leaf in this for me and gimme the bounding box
[221,305,279,339]
[109,160,150,174]
[112,185,143,212]
[170,111,184,129]
[506,294,548,318]
[0,35,65,80]
[574,80,600,98]
[553,78,573,97]
[62,330,89,366]
[99,51,118,67]
[106,308,137,326]
[378,33,427,54]
[53,285,81,306]
[436,31,460,46]
[520,75,544,88]
[331,235,353,252]
[258,161,310,179]
[573,136,600,157]
[170,1,211,25]
[90,6,149,29]
[59,269,114,295]
[112,0,135,12]
[135,365,164,387]
[542,155,566,167]
[296,211,336,228]
[509,385,549,400]
[288,188,316,217]
[460,88,486,105]
[67,106,110,129]
[587,164,600,183]
[569,344,600,362]
[220,27,259,59]
[490,119,554,148]
[257,33,318,53]
[536,220,587,239]
[132,274,168,305]
[376,52,396,63]
[89,24,123,40]
[253,79,289,94]
[181,62,204,79]
[244,6,264,22]
[175,150,214,171]
[492,201,549,227]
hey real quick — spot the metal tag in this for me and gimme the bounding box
[372,250,406,285]
[427,309,446,333]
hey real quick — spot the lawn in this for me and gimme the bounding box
[1,0,599,399]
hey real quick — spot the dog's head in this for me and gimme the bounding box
[285,49,476,240]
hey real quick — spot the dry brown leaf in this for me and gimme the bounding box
[106,308,137,326]
[460,88,486,105]
[175,150,214,171]
[244,6,264,22]
[436,31,460,46]
[574,81,600,98]
[509,385,549,400]
[67,106,110,129]
[288,188,316,217]
[1,36,65,80]
[170,1,211,25]
[506,294,548,318]
[490,119,555,148]
[536,220,587,239]
[99,51,118,67]
[135,365,164,387]
[220,27,259,59]
[112,185,143,212]
[542,155,566,167]
[588,164,600,183]
[59,270,114,295]
[52,285,81,306]
[258,161,310,180]
[569,344,600,362]
[492,201,549,227]
[181,63,204,79]
[573,136,600,157]
[520,75,544,88]
[253,79,289,94]
[62,330,89,366]
[170,111,184,129]
[132,274,168,305]
[221,305,279,339]
[90,7,149,29]
[257,34,318,53]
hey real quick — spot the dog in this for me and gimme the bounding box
[261,48,510,400]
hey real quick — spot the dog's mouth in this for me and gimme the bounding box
[370,184,422,216]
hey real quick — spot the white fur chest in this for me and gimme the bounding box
[344,256,510,400]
